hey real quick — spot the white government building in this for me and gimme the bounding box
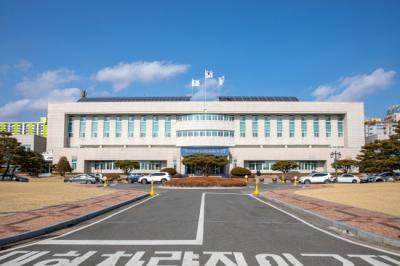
[47,96,364,175]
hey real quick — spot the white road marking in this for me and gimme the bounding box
[250,195,400,256]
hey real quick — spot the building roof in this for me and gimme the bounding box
[77,96,192,102]
[218,96,299,102]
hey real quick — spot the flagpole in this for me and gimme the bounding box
[191,79,194,98]
[204,69,206,112]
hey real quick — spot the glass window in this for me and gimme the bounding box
[313,116,319,137]
[165,115,171,137]
[152,115,159,137]
[115,115,122,138]
[71,159,77,170]
[79,116,86,138]
[264,116,270,137]
[297,161,317,171]
[140,115,146,137]
[325,115,331,137]
[289,115,295,138]
[103,116,110,138]
[91,116,98,138]
[301,116,307,138]
[68,116,73,137]
[252,115,258,137]
[128,116,134,138]
[240,115,246,137]
[338,115,344,137]
[277,116,283,137]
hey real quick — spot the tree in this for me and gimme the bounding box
[19,151,45,176]
[182,153,229,176]
[55,156,72,176]
[114,160,139,175]
[0,132,20,177]
[9,146,28,177]
[160,167,177,175]
[331,159,358,173]
[357,121,400,173]
[230,166,251,177]
[271,160,298,181]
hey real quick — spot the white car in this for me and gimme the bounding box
[299,173,333,184]
[335,174,360,183]
[138,172,171,184]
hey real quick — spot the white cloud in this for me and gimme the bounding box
[14,59,32,72]
[0,99,31,120]
[95,61,190,91]
[16,69,79,97]
[312,68,396,102]
[191,78,221,101]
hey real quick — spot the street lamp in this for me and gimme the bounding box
[330,151,342,178]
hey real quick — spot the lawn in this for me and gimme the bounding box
[0,176,113,213]
[295,183,400,216]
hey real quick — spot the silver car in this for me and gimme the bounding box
[65,174,97,184]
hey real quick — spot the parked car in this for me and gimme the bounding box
[138,172,171,184]
[64,174,98,184]
[367,172,399,182]
[299,173,333,184]
[127,173,145,183]
[0,174,29,182]
[335,174,360,183]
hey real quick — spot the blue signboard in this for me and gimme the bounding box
[181,147,229,156]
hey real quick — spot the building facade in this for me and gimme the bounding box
[364,105,400,144]
[14,135,47,154]
[47,96,364,174]
[0,117,48,137]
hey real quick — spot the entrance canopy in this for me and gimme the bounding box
[181,147,229,156]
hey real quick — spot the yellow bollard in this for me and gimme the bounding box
[103,176,108,187]
[252,177,260,196]
[245,175,248,184]
[149,179,156,196]
[294,176,298,186]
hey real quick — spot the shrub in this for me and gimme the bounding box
[104,173,120,181]
[165,177,246,187]
[160,168,177,175]
[230,167,251,177]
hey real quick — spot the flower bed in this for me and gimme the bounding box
[164,176,247,187]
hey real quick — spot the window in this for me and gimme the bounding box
[139,161,162,171]
[91,116,98,138]
[301,116,307,137]
[165,116,171,137]
[176,114,234,121]
[176,130,234,137]
[264,116,270,137]
[152,115,159,137]
[68,116,73,137]
[325,115,331,137]
[240,115,246,137]
[248,161,275,171]
[297,161,317,171]
[79,116,86,138]
[140,115,146,137]
[338,115,344,137]
[128,116,134,138]
[289,116,295,137]
[252,115,258,137]
[313,116,319,137]
[71,159,77,170]
[103,116,110,138]
[115,115,122,138]
[277,116,283,137]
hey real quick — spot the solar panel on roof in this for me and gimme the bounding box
[77,96,192,102]
[218,96,299,102]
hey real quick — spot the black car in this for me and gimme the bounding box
[0,174,29,182]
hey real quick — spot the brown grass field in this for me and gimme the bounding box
[0,176,113,213]
[165,176,247,187]
[295,182,400,216]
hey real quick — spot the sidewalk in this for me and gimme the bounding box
[0,190,147,244]
[264,185,400,241]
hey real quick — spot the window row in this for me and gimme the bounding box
[91,160,163,171]
[176,130,235,138]
[177,114,234,121]
[247,160,318,171]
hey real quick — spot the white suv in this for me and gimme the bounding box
[138,172,171,184]
[299,173,333,184]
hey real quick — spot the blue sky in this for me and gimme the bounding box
[0,0,399,121]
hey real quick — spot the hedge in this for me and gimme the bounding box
[160,168,178,175]
[230,167,251,177]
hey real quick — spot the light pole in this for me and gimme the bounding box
[330,151,342,178]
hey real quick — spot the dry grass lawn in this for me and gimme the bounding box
[0,176,113,213]
[296,183,400,216]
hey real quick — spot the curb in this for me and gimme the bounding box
[0,193,149,247]
[260,195,400,249]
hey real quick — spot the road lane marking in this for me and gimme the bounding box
[250,194,400,257]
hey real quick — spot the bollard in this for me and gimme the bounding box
[245,175,248,184]
[103,177,108,187]
[252,177,260,196]
[294,176,298,186]
[149,179,156,196]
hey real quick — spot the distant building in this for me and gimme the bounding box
[364,118,385,137]
[383,104,400,136]
[0,117,48,137]
[14,135,47,154]
[364,105,400,144]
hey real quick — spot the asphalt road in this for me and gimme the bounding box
[1,187,399,265]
